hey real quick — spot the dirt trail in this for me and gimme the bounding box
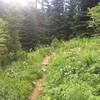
[29,56,50,100]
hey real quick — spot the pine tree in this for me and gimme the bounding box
[69,0,100,37]
[4,5,22,52]
[47,0,65,40]
[0,18,10,66]
[19,5,38,50]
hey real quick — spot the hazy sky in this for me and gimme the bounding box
[3,0,34,6]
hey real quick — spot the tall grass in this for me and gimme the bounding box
[38,37,100,100]
[0,47,50,100]
[0,37,99,100]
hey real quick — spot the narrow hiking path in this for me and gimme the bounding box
[29,56,50,100]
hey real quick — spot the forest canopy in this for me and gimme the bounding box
[0,0,100,65]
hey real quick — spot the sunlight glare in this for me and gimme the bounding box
[3,0,32,6]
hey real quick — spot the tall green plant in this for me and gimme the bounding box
[88,3,100,35]
[0,18,10,66]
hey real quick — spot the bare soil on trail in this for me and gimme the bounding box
[29,56,50,100]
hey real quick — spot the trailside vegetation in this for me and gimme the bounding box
[0,0,100,100]
[38,37,100,100]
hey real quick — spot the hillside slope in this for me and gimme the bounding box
[0,37,100,100]
[38,37,100,100]
[0,47,50,100]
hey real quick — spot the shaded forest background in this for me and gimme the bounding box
[0,0,100,66]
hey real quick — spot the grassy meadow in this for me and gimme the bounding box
[38,37,100,100]
[0,37,100,100]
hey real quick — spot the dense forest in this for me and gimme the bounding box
[0,0,100,100]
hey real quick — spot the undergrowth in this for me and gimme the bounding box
[0,47,50,100]
[38,37,100,100]
[0,37,100,100]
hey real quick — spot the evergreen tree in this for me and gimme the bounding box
[4,4,22,52]
[88,3,100,35]
[19,5,38,50]
[0,18,10,66]
[79,0,100,11]
[47,0,65,40]
[64,0,79,38]
[69,0,99,37]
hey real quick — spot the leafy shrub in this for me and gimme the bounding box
[88,3,100,35]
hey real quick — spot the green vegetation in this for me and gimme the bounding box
[38,37,100,100]
[1,35,99,100]
[0,47,49,100]
[0,18,10,65]
[0,35,100,100]
[88,3,100,34]
[0,0,100,100]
